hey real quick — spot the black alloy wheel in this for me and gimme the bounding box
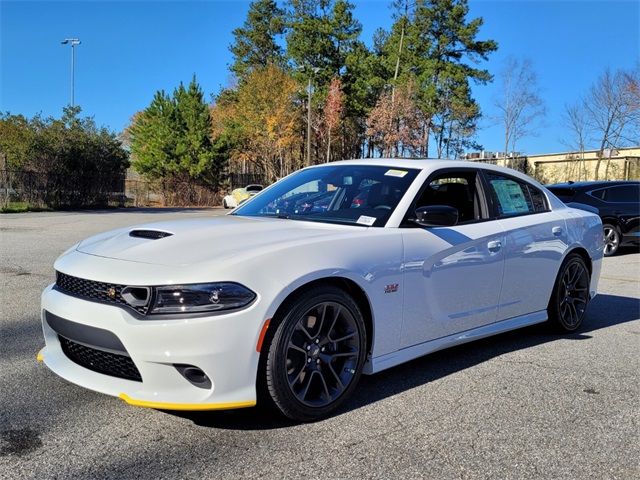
[263,286,366,422]
[548,254,591,332]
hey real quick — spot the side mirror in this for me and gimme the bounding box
[413,205,458,227]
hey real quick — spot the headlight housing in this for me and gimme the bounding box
[147,283,256,315]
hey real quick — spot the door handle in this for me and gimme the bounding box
[552,226,563,236]
[487,240,502,252]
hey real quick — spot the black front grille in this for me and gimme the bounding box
[59,335,142,382]
[55,272,149,315]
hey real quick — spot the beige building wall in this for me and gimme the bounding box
[470,147,640,183]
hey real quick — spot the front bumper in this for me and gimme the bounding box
[39,284,266,410]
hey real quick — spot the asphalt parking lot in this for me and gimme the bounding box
[1,208,639,479]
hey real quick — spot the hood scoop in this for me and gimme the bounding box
[129,229,173,240]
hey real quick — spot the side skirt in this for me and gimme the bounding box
[364,310,548,375]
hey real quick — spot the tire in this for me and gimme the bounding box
[263,285,367,422]
[603,224,621,257]
[223,199,229,209]
[547,253,591,332]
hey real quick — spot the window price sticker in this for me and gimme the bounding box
[356,215,377,226]
[384,169,408,177]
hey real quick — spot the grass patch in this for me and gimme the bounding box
[1,202,51,213]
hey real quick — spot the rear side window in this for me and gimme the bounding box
[527,185,548,212]
[603,185,640,203]
[484,172,547,217]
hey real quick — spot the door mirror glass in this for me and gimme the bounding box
[414,205,458,227]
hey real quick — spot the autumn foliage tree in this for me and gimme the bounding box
[212,65,302,181]
[366,79,424,157]
[322,77,345,162]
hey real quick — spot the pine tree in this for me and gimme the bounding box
[413,0,497,156]
[370,0,497,157]
[174,77,219,185]
[130,76,225,188]
[129,90,177,179]
[230,0,286,81]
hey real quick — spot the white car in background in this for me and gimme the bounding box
[39,159,603,421]
[222,184,263,209]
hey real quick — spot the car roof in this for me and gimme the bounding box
[312,158,539,184]
[547,180,640,190]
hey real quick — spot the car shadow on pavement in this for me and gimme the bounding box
[168,293,639,430]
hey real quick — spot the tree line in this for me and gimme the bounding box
[0,107,129,208]
[129,0,499,185]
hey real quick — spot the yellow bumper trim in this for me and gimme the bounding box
[118,393,256,411]
[36,349,44,362]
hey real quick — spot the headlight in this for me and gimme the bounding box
[148,283,256,315]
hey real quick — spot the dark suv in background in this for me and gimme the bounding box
[546,181,640,256]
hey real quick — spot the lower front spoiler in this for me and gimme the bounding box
[118,393,256,411]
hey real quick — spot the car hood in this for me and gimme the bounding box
[75,215,352,267]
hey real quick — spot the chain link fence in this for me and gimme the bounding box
[1,169,126,210]
[2,169,271,211]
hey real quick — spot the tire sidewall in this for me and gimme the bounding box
[549,254,590,332]
[265,286,367,421]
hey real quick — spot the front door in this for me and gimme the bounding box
[400,169,506,348]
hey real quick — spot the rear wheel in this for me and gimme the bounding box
[548,253,591,332]
[603,224,621,256]
[264,286,366,422]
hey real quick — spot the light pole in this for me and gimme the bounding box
[61,38,81,106]
[300,66,320,166]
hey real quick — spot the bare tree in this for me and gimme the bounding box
[584,68,640,179]
[494,57,545,167]
[562,101,590,180]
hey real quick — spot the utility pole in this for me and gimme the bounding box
[61,38,81,106]
[306,76,312,167]
[300,66,320,166]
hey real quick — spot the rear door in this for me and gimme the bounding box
[482,170,568,321]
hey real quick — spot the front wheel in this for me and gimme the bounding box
[548,253,591,332]
[263,286,367,422]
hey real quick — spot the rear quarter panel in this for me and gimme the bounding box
[561,207,603,298]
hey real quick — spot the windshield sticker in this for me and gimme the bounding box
[356,215,377,226]
[384,169,408,178]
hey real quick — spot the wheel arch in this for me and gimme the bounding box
[265,276,375,359]
[566,246,592,275]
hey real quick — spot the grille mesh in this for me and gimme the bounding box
[59,335,142,382]
[55,272,149,314]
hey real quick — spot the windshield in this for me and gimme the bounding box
[232,165,419,227]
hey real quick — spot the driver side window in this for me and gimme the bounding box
[412,170,486,224]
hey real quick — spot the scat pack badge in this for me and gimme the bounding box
[384,283,399,294]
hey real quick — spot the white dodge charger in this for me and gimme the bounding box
[39,159,603,421]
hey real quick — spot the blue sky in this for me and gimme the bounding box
[1,0,638,155]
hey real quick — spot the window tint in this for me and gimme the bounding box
[484,172,535,217]
[413,171,485,224]
[604,185,640,203]
[589,188,607,200]
[527,185,548,212]
[233,165,419,227]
